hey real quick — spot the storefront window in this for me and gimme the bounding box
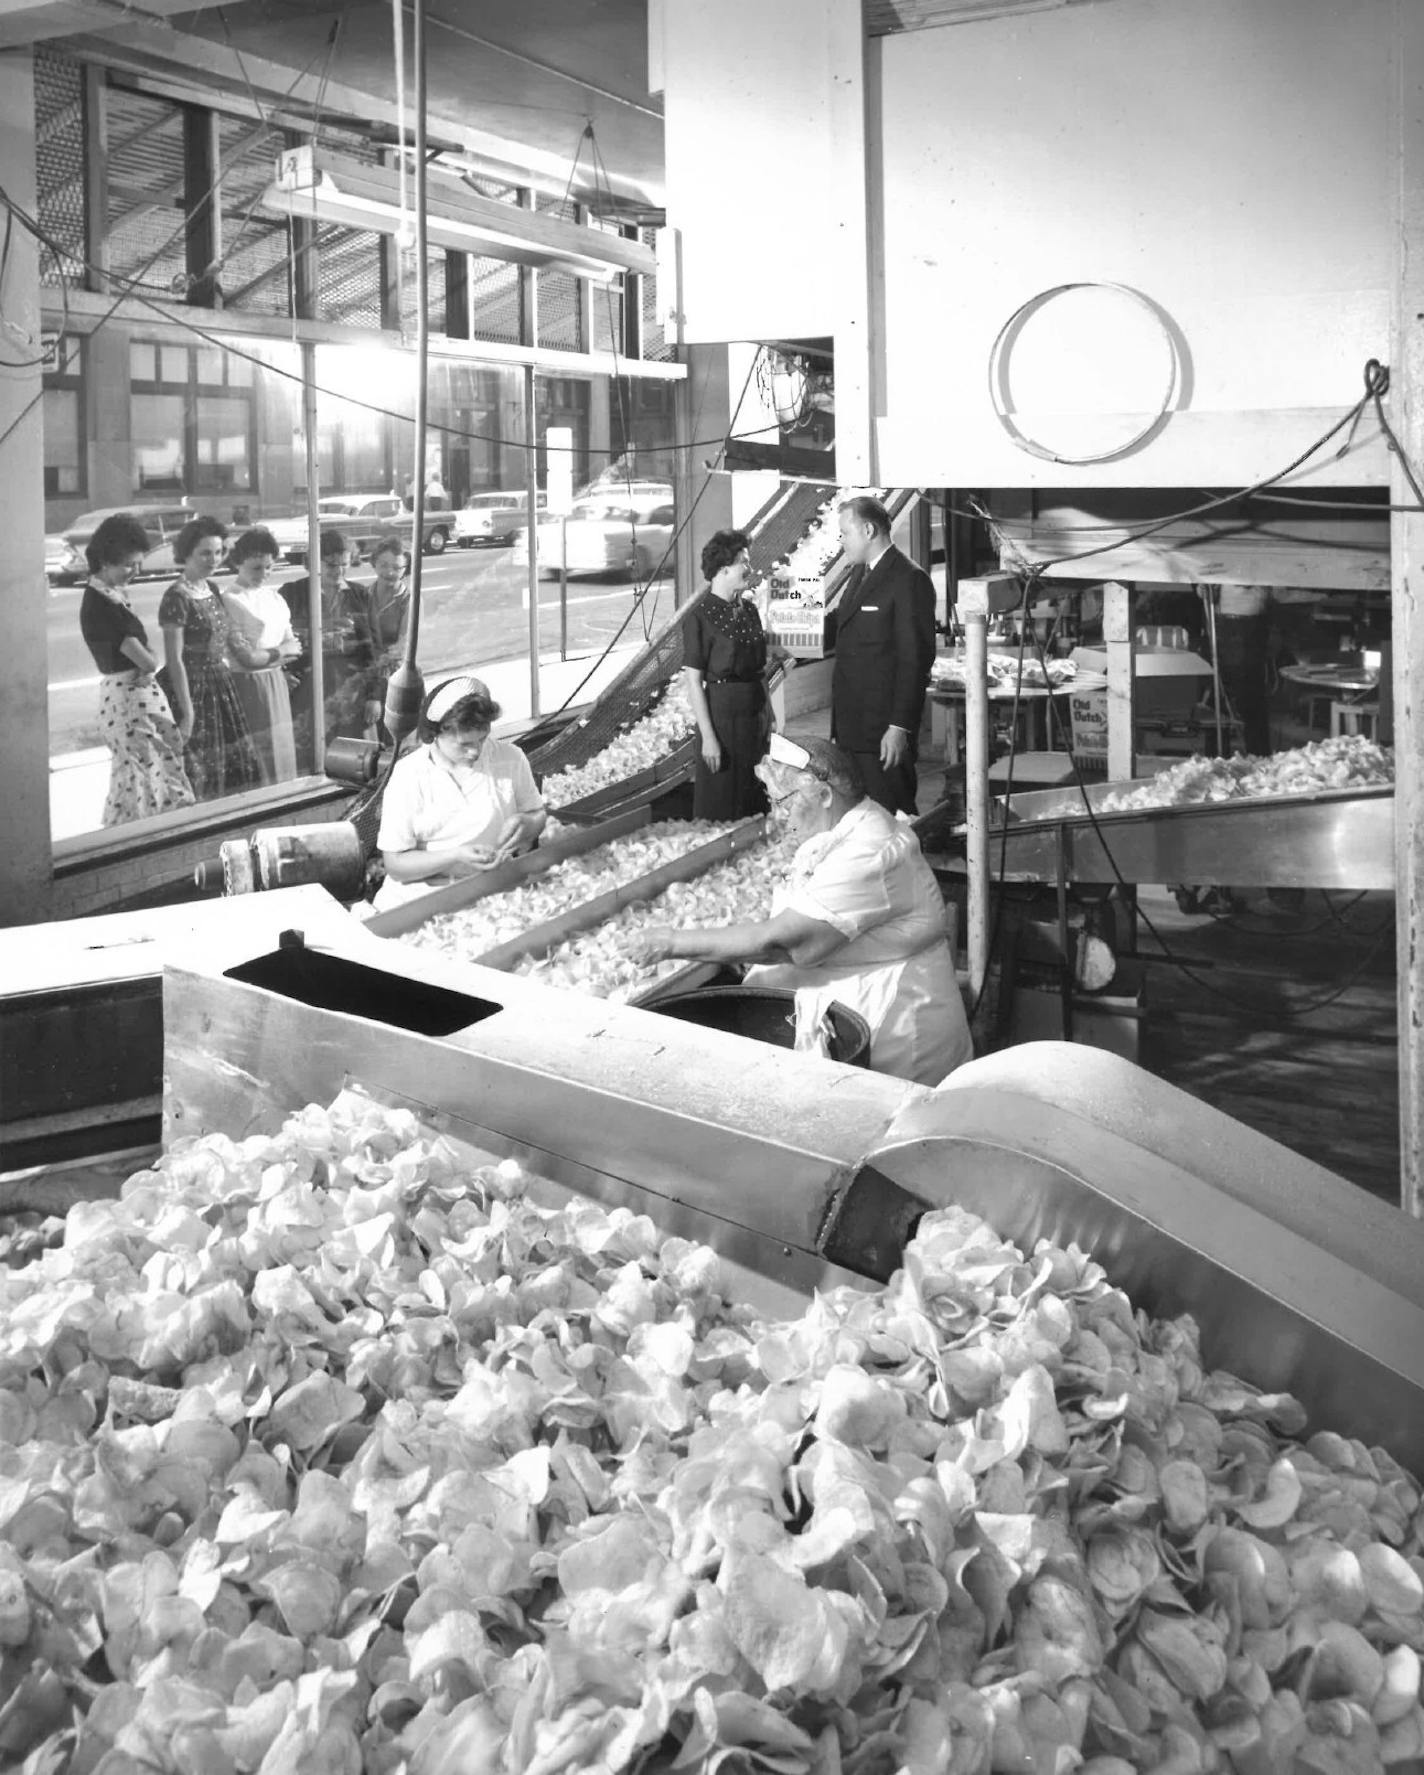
[42,335,85,499]
[47,326,678,850]
[195,395,253,492]
[43,387,83,498]
[132,392,185,490]
[128,341,254,496]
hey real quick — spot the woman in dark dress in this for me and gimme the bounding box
[157,515,262,802]
[682,528,772,820]
[280,527,381,769]
[79,513,194,825]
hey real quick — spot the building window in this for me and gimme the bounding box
[129,339,255,496]
[43,335,85,498]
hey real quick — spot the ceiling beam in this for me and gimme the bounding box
[62,21,664,212]
[0,0,229,49]
[49,283,689,383]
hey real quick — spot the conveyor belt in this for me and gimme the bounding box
[990,779,1394,889]
[159,902,1424,1473]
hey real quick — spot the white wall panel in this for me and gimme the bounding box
[661,0,845,342]
[874,0,1396,487]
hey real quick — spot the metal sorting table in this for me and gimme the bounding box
[163,903,1424,1477]
[987,778,1395,890]
[367,812,770,1005]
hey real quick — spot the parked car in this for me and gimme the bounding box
[512,486,675,581]
[263,495,456,565]
[45,503,197,587]
[263,495,405,566]
[454,489,546,548]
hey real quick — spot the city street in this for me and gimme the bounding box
[47,545,675,759]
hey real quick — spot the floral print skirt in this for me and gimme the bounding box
[98,674,195,826]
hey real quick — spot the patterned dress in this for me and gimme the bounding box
[80,581,195,826]
[157,578,262,802]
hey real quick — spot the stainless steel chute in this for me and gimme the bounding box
[987,780,1394,889]
[158,893,1424,1473]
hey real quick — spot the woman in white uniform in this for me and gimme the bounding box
[372,676,548,912]
[624,734,972,1085]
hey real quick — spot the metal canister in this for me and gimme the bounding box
[201,823,366,900]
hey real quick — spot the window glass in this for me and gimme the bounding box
[46,325,680,857]
[42,387,82,498]
[195,394,252,491]
[132,392,185,490]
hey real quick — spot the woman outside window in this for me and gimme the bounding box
[221,527,301,784]
[157,515,261,802]
[78,513,194,825]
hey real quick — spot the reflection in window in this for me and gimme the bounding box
[43,387,82,498]
[133,392,185,491]
[196,395,253,491]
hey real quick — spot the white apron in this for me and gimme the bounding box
[747,882,972,1085]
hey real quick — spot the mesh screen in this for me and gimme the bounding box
[318,226,385,328]
[218,116,291,315]
[35,50,86,290]
[470,256,522,344]
[105,87,189,298]
[533,191,582,352]
[641,227,671,361]
[398,245,447,335]
[592,280,623,354]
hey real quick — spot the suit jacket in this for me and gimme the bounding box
[829,545,937,754]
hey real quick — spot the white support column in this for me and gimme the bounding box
[1391,0,1424,1215]
[1104,583,1137,785]
[827,0,875,483]
[0,49,52,924]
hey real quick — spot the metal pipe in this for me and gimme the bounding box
[559,515,569,661]
[964,598,991,1001]
[525,363,541,717]
[407,0,428,665]
[1204,584,1224,756]
[381,0,428,747]
[300,339,324,772]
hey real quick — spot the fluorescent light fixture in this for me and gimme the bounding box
[261,145,656,286]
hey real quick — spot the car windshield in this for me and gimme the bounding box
[466,494,515,509]
[319,500,360,515]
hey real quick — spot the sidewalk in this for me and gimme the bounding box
[49,643,646,844]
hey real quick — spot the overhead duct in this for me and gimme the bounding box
[261,143,656,286]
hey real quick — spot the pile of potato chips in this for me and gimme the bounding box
[539,682,696,812]
[398,823,735,964]
[1100,738,1393,815]
[0,1091,1420,1773]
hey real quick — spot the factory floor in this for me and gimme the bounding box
[777,711,1400,1208]
[1134,886,1399,1205]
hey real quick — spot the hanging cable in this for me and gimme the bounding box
[381,0,428,747]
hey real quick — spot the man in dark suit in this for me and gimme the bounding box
[829,496,937,814]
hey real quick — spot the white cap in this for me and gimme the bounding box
[767,731,812,771]
[426,674,492,724]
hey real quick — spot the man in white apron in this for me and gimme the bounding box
[623,735,972,1085]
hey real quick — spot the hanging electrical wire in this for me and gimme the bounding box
[380,0,429,751]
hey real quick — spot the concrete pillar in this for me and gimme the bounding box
[0,50,53,925]
[1392,0,1424,1214]
[675,342,734,605]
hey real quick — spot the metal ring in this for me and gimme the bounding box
[987,282,1184,466]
